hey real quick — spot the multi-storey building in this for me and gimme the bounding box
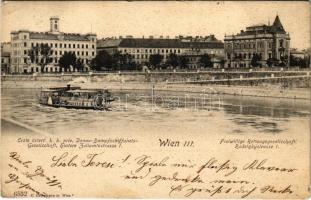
[97,35,224,69]
[1,42,11,74]
[10,16,97,73]
[224,15,290,68]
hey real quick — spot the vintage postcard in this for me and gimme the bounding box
[1,1,310,198]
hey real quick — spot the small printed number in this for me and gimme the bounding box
[14,191,27,197]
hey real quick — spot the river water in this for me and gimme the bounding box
[1,88,310,135]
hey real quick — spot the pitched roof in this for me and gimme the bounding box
[97,39,122,48]
[27,32,94,41]
[119,38,187,48]
[115,38,223,49]
[232,15,287,37]
[270,15,286,33]
[30,32,58,40]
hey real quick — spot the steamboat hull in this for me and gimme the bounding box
[39,102,110,110]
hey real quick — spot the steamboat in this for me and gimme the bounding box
[39,85,114,110]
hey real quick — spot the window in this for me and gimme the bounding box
[86,44,88,49]
[24,50,27,55]
[86,51,88,56]
[31,43,34,47]
[77,44,80,48]
[279,40,284,48]
[92,51,95,56]
[60,51,62,55]
[149,49,152,53]
[137,49,139,53]
[77,51,80,56]
[92,45,95,49]
[24,42,27,47]
[73,44,75,48]
[50,43,53,47]
[24,35,27,39]
[166,49,168,53]
[55,51,58,55]
[82,51,84,56]
[64,44,67,48]
[24,58,27,63]
[82,44,84,49]
[178,49,180,53]
[69,44,71,48]
[55,43,58,48]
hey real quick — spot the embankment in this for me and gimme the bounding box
[1,72,310,99]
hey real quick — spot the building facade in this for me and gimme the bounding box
[224,15,290,68]
[97,35,224,69]
[1,42,11,74]
[10,16,97,73]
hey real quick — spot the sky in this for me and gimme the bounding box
[1,1,310,50]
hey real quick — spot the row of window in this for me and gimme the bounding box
[121,48,223,55]
[228,40,289,50]
[1,58,10,63]
[13,42,95,49]
[122,48,182,54]
[31,42,95,49]
[23,49,95,57]
[12,57,90,65]
[227,52,264,60]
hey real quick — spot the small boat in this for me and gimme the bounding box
[39,85,115,110]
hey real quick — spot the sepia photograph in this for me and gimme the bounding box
[1,1,310,198]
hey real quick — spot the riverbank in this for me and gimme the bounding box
[1,79,310,100]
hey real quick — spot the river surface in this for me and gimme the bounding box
[1,88,310,135]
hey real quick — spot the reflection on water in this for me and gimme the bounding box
[1,88,310,134]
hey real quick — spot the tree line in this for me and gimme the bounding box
[26,44,310,73]
[27,44,219,72]
[90,50,219,71]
